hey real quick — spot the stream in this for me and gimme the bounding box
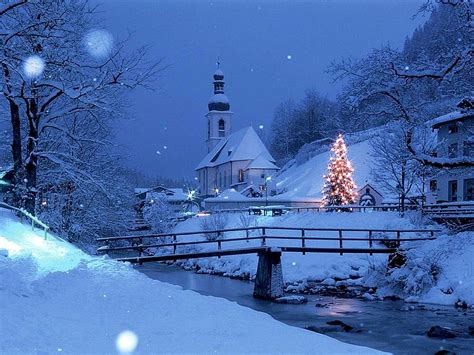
[138,263,474,355]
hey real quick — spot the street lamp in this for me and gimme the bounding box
[264,176,272,207]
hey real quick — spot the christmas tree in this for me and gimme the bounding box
[322,134,357,206]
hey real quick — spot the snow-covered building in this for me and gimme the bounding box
[358,183,384,206]
[196,68,279,197]
[427,98,474,203]
[134,186,190,212]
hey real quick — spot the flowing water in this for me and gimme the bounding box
[138,263,474,354]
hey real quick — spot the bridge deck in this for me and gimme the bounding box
[117,246,398,264]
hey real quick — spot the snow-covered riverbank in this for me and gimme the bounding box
[169,212,473,306]
[0,209,384,354]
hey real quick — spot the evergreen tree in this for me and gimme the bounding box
[322,135,357,206]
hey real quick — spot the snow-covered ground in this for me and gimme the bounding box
[170,211,473,307]
[0,209,384,354]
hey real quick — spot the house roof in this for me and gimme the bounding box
[358,182,383,198]
[196,126,277,170]
[429,110,474,128]
[245,154,279,170]
[204,188,249,202]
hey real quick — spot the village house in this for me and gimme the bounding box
[427,98,474,203]
[195,68,279,197]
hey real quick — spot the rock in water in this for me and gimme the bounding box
[326,320,354,332]
[274,295,308,304]
[427,326,458,338]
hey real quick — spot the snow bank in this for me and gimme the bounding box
[0,208,384,354]
[365,231,474,306]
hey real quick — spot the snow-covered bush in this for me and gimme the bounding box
[365,249,444,299]
[199,212,229,241]
[237,212,257,230]
[143,193,176,234]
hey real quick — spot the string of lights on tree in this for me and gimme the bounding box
[322,134,358,207]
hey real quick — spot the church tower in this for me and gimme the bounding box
[206,65,233,152]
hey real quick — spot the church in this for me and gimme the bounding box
[196,68,279,197]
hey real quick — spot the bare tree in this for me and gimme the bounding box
[329,1,473,169]
[370,125,424,213]
[1,1,162,213]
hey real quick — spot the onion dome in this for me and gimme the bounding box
[208,68,230,111]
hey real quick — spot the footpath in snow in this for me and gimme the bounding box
[0,209,384,354]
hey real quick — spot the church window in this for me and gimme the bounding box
[238,169,244,183]
[218,119,225,137]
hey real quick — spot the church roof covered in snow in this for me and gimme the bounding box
[196,126,277,170]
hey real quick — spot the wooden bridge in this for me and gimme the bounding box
[97,226,439,300]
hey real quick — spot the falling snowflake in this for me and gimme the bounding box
[287,55,292,60]
[163,145,168,150]
[116,330,138,354]
[23,55,45,78]
[291,262,296,266]
[156,151,161,155]
[404,66,409,71]
[84,29,114,59]
[258,124,264,129]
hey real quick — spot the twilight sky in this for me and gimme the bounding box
[97,0,426,180]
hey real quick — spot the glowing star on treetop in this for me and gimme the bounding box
[321,134,357,207]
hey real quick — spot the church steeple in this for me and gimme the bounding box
[208,62,230,111]
[205,63,233,152]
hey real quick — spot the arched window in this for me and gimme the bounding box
[218,119,225,137]
[238,169,244,183]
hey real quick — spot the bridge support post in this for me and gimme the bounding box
[253,249,284,300]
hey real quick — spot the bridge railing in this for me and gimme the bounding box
[97,226,440,259]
